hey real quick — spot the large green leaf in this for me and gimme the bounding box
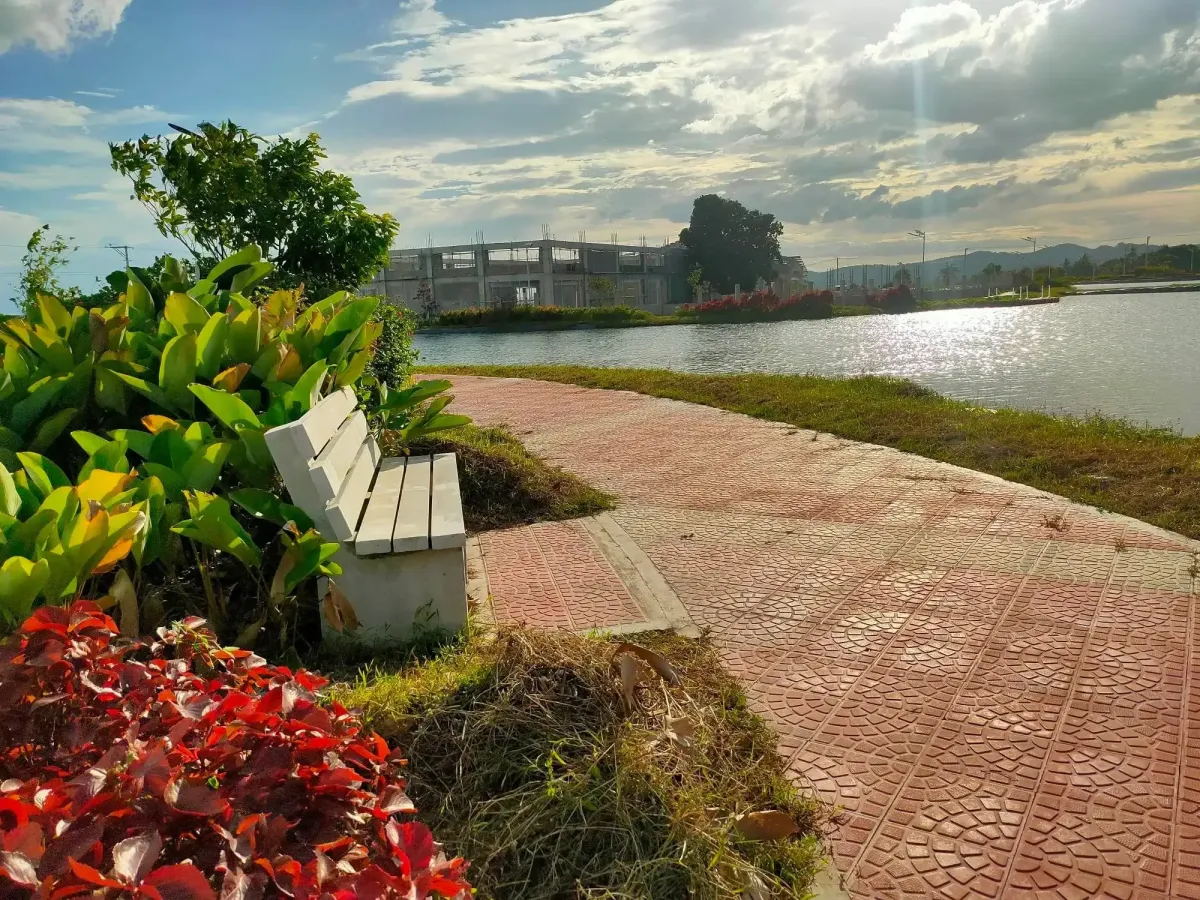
[230,261,274,294]
[0,462,20,518]
[159,332,198,414]
[164,292,210,335]
[79,440,131,480]
[108,428,155,460]
[0,557,51,626]
[227,308,262,363]
[16,452,69,500]
[29,407,78,453]
[35,292,73,337]
[190,384,262,431]
[172,491,261,569]
[195,313,229,381]
[319,297,379,360]
[206,245,263,287]
[286,360,329,416]
[72,430,110,457]
[10,374,69,435]
[334,350,370,389]
[149,429,192,469]
[141,462,185,498]
[181,441,232,492]
[94,365,129,414]
[113,370,179,414]
[124,270,156,320]
[230,488,314,532]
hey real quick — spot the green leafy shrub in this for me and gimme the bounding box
[368,299,418,388]
[0,246,467,648]
[433,305,655,328]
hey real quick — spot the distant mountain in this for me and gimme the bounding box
[920,242,1161,279]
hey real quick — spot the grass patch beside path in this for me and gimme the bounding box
[332,628,827,900]
[426,365,1200,541]
[404,424,614,533]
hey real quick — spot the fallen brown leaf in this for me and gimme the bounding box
[665,715,695,748]
[614,642,680,685]
[735,810,800,841]
[615,653,640,709]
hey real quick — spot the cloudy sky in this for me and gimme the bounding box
[1,0,1198,302]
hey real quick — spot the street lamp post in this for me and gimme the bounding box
[909,230,926,299]
[1022,236,1038,297]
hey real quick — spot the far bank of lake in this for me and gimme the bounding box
[416,290,1200,434]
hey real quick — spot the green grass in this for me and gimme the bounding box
[425,365,1200,540]
[403,424,615,533]
[331,628,827,899]
[916,292,1065,312]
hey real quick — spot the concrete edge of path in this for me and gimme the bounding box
[580,512,702,637]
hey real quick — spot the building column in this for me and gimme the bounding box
[475,246,487,306]
[539,241,554,307]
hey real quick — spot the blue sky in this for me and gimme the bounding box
[2,0,1199,305]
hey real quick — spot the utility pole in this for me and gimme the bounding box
[1022,236,1038,297]
[106,244,132,269]
[1144,236,1150,271]
[962,247,968,294]
[908,230,926,298]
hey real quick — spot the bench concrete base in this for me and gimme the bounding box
[321,546,468,644]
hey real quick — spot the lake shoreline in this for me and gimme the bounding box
[417,294,1062,334]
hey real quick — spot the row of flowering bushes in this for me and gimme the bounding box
[0,602,471,899]
[864,284,918,313]
[679,290,835,322]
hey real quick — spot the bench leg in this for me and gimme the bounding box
[321,547,468,644]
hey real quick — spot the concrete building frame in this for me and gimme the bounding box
[362,238,693,316]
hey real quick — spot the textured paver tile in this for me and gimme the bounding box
[444,375,1200,900]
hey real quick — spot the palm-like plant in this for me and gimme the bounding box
[939,264,959,287]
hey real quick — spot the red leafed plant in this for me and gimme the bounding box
[0,602,470,900]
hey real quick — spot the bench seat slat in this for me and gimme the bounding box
[325,437,380,541]
[430,453,466,550]
[355,458,407,556]
[392,454,432,553]
[309,411,368,503]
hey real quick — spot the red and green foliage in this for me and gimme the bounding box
[0,603,470,900]
[865,284,917,313]
[681,289,834,322]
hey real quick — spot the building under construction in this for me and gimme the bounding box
[362,237,693,315]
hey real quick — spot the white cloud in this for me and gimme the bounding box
[75,89,117,99]
[0,0,133,55]
[392,0,452,38]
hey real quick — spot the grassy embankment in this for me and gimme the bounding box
[427,365,1200,541]
[405,424,614,532]
[328,629,827,900]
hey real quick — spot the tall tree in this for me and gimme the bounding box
[110,121,398,299]
[12,226,81,313]
[678,195,783,294]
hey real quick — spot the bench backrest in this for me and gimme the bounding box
[263,388,465,554]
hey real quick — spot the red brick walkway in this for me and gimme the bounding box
[448,375,1200,899]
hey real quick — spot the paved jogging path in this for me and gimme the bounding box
[446,375,1200,900]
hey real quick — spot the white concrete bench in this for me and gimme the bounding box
[263,387,468,641]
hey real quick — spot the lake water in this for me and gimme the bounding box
[416,292,1200,434]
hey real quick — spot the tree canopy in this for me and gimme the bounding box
[12,226,80,314]
[110,121,398,299]
[679,195,783,294]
